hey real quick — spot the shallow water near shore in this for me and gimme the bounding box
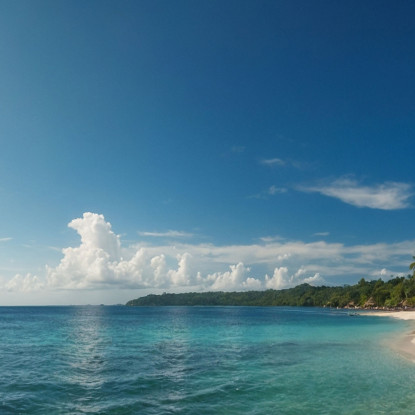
[1,306,415,414]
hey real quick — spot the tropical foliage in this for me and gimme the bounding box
[126,274,415,308]
[410,256,415,277]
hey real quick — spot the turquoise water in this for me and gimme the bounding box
[1,306,414,414]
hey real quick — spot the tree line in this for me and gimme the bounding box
[126,274,415,308]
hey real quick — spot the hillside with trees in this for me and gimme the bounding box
[126,275,415,308]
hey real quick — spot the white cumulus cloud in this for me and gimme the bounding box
[265,267,324,290]
[4,212,415,295]
[206,263,260,291]
[40,213,264,292]
[6,273,43,292]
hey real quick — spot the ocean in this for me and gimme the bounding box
[1,305,414,414]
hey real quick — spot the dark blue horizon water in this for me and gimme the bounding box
[1,306,414,414]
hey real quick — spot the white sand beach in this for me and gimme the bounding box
[364,311,415,320]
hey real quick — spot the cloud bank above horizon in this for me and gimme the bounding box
[4,213,414,296]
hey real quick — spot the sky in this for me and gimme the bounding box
[1,0,414,305]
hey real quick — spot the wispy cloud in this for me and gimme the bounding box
[231,146,245,153]
[48,246,63,252]
[260,157,306,169]
[313,232,330,237]
[260,158,286,166]
[249,185,287,199]
[300,178,413,210]
[268,185,287,195]
[0,237,12,242]
[259,235,286,243]
[138,230,194,238]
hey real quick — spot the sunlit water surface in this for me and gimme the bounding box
[1,306,414,414]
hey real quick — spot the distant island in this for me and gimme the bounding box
[126,275,415,309]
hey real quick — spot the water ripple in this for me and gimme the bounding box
[1,306,414,414]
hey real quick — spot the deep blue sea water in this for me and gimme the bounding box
[1,306,414,414]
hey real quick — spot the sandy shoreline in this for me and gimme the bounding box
[362,310,415,361]
[363,310,415,320]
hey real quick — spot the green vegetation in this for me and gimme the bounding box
[410,256,415,277]
[126,275,415,308]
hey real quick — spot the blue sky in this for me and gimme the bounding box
[1,0,414,305]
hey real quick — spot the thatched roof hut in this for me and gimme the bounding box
[364,297,376,308]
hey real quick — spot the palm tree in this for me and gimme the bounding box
[410,256,415,277]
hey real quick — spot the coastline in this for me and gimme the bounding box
[363,310,415,320]
[363,310,415,361]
